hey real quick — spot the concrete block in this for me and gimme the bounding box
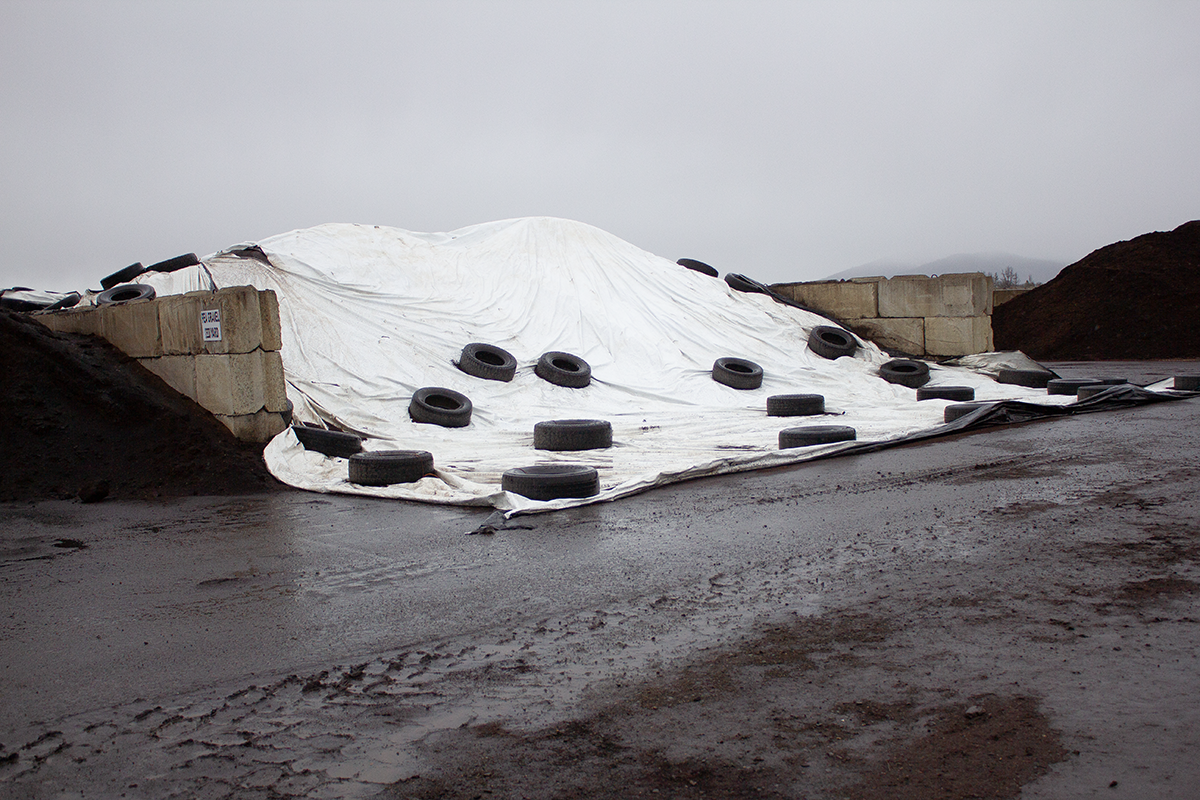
[201,285,266,355]
[992,288,1032,306]
[98,299,162,358]
[138,355,198,401]
[770,280,878,320]
[258,290,282,351]
[215,410,288,443]
[195,352,265,416]
[878,273,993,318]
[845,317,925,356]
[158,293,204,355]
[159,286,266,356]
[924,316,994,357]
[34,307,102,337]
[261,350,289,412]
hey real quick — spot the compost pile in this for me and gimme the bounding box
[994,220,1200,359]
[0,311,279,502]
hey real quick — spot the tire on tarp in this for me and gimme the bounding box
[944,402,988,423]
[724,273,766,294]
[457,342,517,382]
[766,394,824,416]
[807,326,858,359]
[533,419,613,451]
[97,284,156,306]
[916,385,975,401]
[879,359,930,388]
[778,425,856,448]
[713,357,763,390]
[1047,378,1104,395]
[409,387,473,427]
[997,369,1053,388]
[148,253,200,273]
[100,262,146,290]
[502,464,600,501]
[348,450,434,486]
[292,425,363,458]
[535,351,591,388]
[677,258,718,278]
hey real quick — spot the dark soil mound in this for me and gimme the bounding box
[994,220,1200,359]
[0,311,281,502]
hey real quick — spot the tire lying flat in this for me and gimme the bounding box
[534,419,613,451]
[677,258,718,278]
[944,402,988,423]
[348,450,434,486]
[535,351,591,388]
[778,425,856,448]
[766,394,824,416]
[409,387,473,427]
[97,284,156,305]
[997,369,1053,388]
[502,464,600,500]
[916,385,975,401]
[879,359,930,388]
[1046,378,1104,395]
[713,357,763,390]
[457,342,517,382]
[292,425,363,458]
[806,326,857,360]
[100,262,146,290]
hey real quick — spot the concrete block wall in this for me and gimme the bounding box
[35,286,288,443]
[772,273,995,357]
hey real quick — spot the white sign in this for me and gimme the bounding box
[200,308,222,342]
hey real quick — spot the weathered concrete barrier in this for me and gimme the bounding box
[771,273,994,357]
[35,287,288,442]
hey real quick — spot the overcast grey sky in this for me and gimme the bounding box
[2,0,1197,291]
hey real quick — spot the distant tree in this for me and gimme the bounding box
[991,266,1022,289]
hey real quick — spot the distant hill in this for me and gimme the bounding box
[825,253,1065,285]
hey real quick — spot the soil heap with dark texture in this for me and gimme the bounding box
[0,311,280,502]
[993,220,1200,360]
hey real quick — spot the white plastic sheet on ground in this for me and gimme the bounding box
[146,217,1081,513]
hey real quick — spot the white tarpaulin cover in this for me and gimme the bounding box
[139,217,1083,513]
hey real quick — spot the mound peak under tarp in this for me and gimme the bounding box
[130,217,1147,512]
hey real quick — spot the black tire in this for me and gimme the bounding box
[148,253,200,273]
[97,283,156,305]
[724,273,766,294]
[778,425,856,448]
[916,385,975,401]
[348,450,434,486]
[100,262,146,290]
[1076,385,1109,400]
[996,369,1053,388]
[44,292,81,311]
[409,387,473,428]
[713,357,763,390]
[533,419,613,451]
[944,402,988,423]
[766,394,824,416]
[535,351,591,388]
[677,258,718,278]
[1046,378,1104,395]
[502,464,600,501]
[1097,377,1127,385]
[292,425,363,458]
[1174,376,1200,391]
[879,359,930,388]
[806,326,858,359]
[457,342,517,382]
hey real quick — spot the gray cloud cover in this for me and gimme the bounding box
[2,0,1197,291]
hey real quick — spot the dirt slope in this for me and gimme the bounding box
[0,311,280,502]
[993,220,1200,359]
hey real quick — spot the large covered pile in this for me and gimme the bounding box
[994,220,1200,359]
[0,311,278,502]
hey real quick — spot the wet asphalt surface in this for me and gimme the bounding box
[1,361,1198,799]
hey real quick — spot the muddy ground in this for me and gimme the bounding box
[1,362,1197,799]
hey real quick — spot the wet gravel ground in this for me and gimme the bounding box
[1,361,1197,799]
